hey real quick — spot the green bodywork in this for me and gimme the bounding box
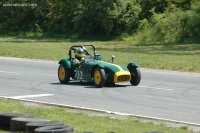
[58,44,139,84]
[59,56,138,82]
[59,58,72,69]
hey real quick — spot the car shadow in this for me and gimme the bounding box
[50,81,129,89]
[50,81,97,89]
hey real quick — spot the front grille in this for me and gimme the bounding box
[117,75,130,82]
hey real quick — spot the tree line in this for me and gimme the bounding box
[0,0,199,42]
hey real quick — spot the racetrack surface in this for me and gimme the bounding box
[0,57,200,125]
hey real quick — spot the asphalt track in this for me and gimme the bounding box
[0,57,200,126]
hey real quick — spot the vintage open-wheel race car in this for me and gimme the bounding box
[58,44,141,88]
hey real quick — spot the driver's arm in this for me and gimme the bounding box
[73,59,81,69]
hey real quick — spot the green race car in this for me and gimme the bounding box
[58,44,141,88]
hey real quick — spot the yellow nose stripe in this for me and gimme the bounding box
[97,61,124,72]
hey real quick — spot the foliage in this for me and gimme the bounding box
[73,0,141,37]
[138,0,192,20]
[135,0,200,43]
[179,0,200,42]
[0,0,199,42]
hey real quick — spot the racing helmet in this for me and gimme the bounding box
[75,48,85,59]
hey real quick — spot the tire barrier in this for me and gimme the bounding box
[34,125,74,133]
[26,121,64,133]
[0,113,164,133]
[10,117,49,132]
[0,113,34,130]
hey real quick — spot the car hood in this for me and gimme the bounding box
[97,60,129,73]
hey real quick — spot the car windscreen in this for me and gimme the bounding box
[84,55,94,60]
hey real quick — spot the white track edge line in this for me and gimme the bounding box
[141,70,200,76]
[139,86,174,91]
[2,97,200,127]
[0,57,57,64]
[0,71,22,75]
[5,94,54,99]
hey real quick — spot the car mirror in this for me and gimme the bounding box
[111,55,115,63]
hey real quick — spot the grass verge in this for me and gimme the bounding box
[0,98,195,133]
[0,37,199,72]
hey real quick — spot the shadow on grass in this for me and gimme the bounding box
[97,43,200,55]
[0,32,116,43]
[1,34,199,55]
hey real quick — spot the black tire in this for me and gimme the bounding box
[58,63,71,84]
[26,121,64,133]
[93,67,106,88]
[10,117,49,132]
[106,82,115,87]
[127,63,141,86]
[0,113,34,130]
[34,125,74,133]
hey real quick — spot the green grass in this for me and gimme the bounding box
[0,37,200,72]
[0,98,194,133]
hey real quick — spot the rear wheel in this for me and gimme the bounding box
[58,64,71,84]
[127,63,141,86]
[93,67,106,88]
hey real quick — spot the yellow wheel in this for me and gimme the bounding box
[58,64,70,84]
[94,71,101,85]
[59,67,65,81]
[93,67,106,88]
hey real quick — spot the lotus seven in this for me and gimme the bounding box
[58,45,141,88]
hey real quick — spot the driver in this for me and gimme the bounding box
[73,48,85,69]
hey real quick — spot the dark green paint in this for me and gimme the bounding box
[58,58,72,69]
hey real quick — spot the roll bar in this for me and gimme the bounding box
[68,44,96,60]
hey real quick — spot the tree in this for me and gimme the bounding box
[73,0,141,37]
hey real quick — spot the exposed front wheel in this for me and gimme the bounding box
[93,67,106,88]
[127,64,141,86]
[58,64,71,84]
